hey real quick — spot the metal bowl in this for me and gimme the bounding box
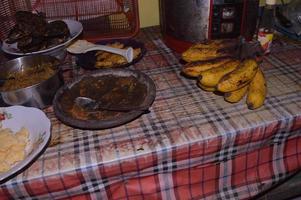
[0,55,64,109]
[1,19,83,61]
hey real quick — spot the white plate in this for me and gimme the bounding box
[0,106,51,183]
[1,19,83,56]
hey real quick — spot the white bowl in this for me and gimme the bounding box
[0,106,51,183]
[1,19,83,59]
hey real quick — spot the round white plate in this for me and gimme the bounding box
[0,106,51,183]
[1,19,83,56]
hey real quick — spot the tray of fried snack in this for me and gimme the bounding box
[75,39,146,70]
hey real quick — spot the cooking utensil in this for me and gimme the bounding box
[0,55,64,109]
[74,96,150,112]
[67,40,134,62]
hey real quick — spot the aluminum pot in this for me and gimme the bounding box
[160,0,211,43]
[0,55,64,109]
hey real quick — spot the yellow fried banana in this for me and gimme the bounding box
[246,68,267,110]
[182,48,230,62]
[224,84,249,103]
[182,39,238,62]
[217,59,258,92]
[197,82,216,92]
[182,58,232,78]
[192,39,237,49]
[198,60,240,87]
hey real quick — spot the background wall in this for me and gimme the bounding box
[138,0,160,28]
[138,0,291,28]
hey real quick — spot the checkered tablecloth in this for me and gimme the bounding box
[0,27,301,200]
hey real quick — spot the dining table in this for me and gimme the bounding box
[0,26,301,200]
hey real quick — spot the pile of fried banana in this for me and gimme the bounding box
[95,42,141,68]
[181,40,267,110]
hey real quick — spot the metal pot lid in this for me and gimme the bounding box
[53,68,156,130]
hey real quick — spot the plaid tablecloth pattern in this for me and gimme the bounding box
[0,27,301,200]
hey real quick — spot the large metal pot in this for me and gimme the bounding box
[160,0,211,43]
[0,55,64,109]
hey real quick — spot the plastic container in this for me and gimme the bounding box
[257,5,275,54]
[0,0,140,42]
[257,28,274,54]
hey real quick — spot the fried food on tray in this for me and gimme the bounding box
[94,42,141,68]
[0,127,29,173]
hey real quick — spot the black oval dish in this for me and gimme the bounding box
[75,39,147,70]
[53,68,156,130]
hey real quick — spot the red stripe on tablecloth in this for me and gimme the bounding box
[0,188,11,200]
[170,133,222,161]
[292,116,301,131]
[100,136,301,200]
[100,152,159,179]
[108,175,162,200]
[284,136,301,172]
[16,171,83,197]
[2,133,299,199]
[61,193,91,200]
[235,121,281,146]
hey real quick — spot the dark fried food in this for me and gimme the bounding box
[45,20,70,38]
[7,11,47,44]
[6,11,70,52]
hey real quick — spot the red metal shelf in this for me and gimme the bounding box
[0,0,140,42]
